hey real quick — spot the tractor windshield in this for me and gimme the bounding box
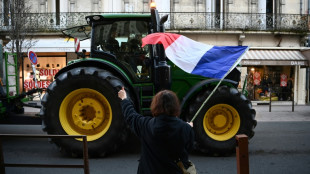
[92,20,151,81]
[62,25,91,41]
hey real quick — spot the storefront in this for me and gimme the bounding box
[4,38,91,93]
[22,53,66,92]
[240,49,309,104]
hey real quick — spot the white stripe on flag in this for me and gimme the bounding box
[165,36,213,73]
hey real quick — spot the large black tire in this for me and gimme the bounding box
[41,67,128,157]
[189,85,256,156]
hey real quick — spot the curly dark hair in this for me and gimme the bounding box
[150,90,180,117]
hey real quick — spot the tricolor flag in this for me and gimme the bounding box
[142,33,249,79]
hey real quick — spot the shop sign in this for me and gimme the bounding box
[24,80,52,90]
[241,60,261,65]
[241,60,308,66]
[280,74,288,87]
[39,69,60,76]
[290,61,305,66]
[24,68,59,90]
[253,72,261,85]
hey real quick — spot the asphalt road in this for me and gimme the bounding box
[0,104,310,174]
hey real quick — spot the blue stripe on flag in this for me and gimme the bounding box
[191,46,248,79]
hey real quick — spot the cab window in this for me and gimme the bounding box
[92,20,151,81]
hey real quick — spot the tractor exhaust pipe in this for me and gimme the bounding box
[150,3,171,92]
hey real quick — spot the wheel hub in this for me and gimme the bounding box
[72,97,105,130]
[213,114,227,128]
[59,88,112,141]
[203,104,240,141]
[80,105,96,122]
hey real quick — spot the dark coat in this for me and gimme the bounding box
[121,99,195,174]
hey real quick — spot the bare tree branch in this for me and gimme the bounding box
[4,0,37,67]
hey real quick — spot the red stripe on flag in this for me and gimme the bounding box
[142,33,181,49]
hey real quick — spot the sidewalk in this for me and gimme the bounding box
[24,96,310,122]
[253,104,310,122]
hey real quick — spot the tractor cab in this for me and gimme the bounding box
[62,14,153,82]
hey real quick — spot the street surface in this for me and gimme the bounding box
[0,104,310,174]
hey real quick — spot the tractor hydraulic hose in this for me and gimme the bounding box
[13,88,40,100]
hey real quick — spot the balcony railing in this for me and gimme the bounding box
[166,12,309,32]
[0,12,309,33]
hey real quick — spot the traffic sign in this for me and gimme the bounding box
[28,51,38,65]
[74,38,80,53]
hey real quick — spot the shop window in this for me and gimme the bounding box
[23,56,66,92]
[69,0,76,12]
[92,0,100,12]
[40,0,47,13]
[246,66,294,102]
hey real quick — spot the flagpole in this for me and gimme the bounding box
[190,47,249,123]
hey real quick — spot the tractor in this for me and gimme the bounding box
[40,5,257,157]
[0,52,40,122]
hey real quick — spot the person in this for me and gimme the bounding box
[118,87,195,174]
[0,77,6,97]
[287,77,293,100]
[105,31,119,53]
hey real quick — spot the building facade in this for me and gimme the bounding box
[1,0,309,104]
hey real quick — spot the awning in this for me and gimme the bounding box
[241,49,309,66]
[4,38,91,52]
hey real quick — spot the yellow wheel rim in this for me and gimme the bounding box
[59,88,112,141]
[203,104,240,141]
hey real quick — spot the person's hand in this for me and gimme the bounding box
[187,122,193,127]
[118,87,127,100]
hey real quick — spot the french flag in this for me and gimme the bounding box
[142,33,249,79]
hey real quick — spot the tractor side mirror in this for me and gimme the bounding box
[160,14,169,25]
[159,14,169,32]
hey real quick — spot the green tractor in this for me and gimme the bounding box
[0,52,40,121]
[41,6,256,157]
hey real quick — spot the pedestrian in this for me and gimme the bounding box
[0,77,6,97]
[118,87,195,174]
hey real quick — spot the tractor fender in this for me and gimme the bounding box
[54,59,140,110]
[180,78,238,109]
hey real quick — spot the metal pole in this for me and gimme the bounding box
[82,136,90,174]
[0,40,3,79]
[236,134,249,174]
[292,92,294,112]
[0,134,88,173]
[0,138,6,174]
[269,89,272,112]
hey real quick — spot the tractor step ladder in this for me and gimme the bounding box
[4,52,19,100]
[136,83,154,116]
